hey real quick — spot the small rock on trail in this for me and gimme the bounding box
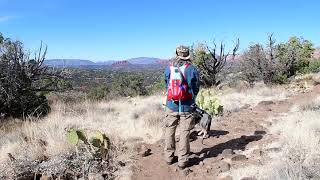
[222,149,234,158]
[258,100,275,106]
[231,154,248,162]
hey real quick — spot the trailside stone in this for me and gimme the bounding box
[231,154,248,161]
[265,147,281,153]
[222,149,234,158]
[258,101,275,106]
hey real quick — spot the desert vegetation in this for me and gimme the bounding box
[192,39,239,87]
[1,81,300,179]
[229,93,320,180]
[239,35,315,85]
[2,31,320,180]
[0,33,71,119]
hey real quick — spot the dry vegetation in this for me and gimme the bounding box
[229,96,320,180]
[0,95,166,179]
[219,83,291,113]
[0,81,301,179]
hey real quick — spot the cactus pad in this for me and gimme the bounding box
[66,129,79,145]
[76,130,88,144]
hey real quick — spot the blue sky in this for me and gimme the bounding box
[0,0,319,61]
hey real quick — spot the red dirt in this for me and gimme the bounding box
[131,85,320,180]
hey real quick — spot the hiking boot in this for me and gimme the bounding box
[166,156,178,165]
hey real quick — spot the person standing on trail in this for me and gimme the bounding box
[164,45,200,169]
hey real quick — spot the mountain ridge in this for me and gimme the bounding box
[44,57,168,67]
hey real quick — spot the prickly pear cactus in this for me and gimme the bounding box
[102,134,110,150]
[196,89,223,116]
[66,128,79,145]
[66,129,110,159]
[89,131,110,159]
[76,129,88,144]
[90,131,104,148]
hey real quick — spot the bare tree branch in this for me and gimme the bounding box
[193,39,240,87]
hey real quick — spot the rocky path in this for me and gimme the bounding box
[131,85,320,180]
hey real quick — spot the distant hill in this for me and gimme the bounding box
[44,59,97,66]
[126,57,161,64]
[112,60,130,66]
[95,61,116,65]
[44,57,169,67]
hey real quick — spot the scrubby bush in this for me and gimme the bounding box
[240,43,271,84]
[0,33,67,118]
[83,72,163,101]
[308,59,320,73]
[87,85,110,101]
[240,35,315,85]
[110,73,147,97]
[274,73,289,84]
[149,79,165,94]
[192,40,239,87]
[277,36,314,76]
[299,59,320,74]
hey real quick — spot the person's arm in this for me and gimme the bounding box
[164,66,170,90]
[190,66,200,97]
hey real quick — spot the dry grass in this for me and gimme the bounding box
[218,83,291,113]
[0,95,164,179]
[0,83,298,179]
[230,96,320,180]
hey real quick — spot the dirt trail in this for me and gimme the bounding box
[131,85,320,180]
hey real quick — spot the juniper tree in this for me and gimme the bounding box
[0,33,69,118]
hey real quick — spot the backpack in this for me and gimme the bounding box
[167,63,193,102]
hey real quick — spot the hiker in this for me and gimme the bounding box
[164,45,200,169]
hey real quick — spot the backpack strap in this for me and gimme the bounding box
[177,63,192,114]
[176,63,189,84]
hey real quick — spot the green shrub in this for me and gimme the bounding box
[274,73,289,84]
[149,79,165,94]
[296,58,310,71]
[240,35,315,85]
[0,33,65,118]
[111,73,147,97]
[87,86,110,101]
[309,59,320,73]
[300,59,320,74]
